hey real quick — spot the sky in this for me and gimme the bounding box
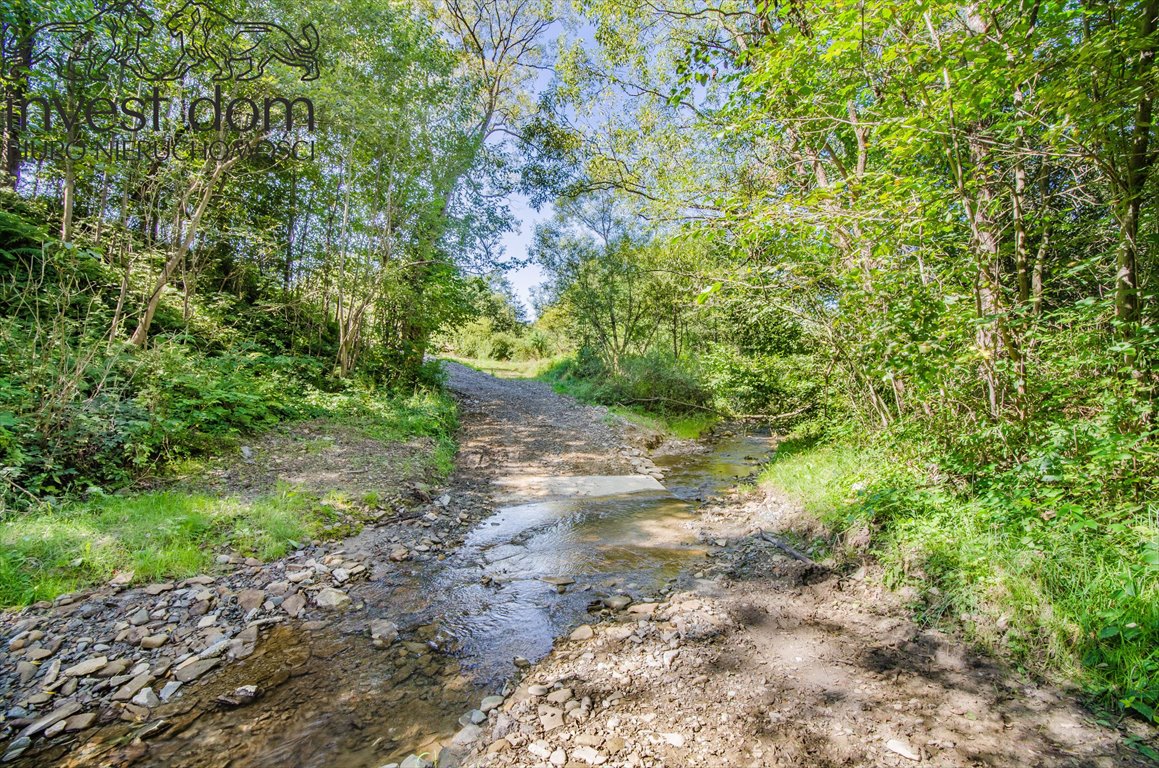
[499,190,553,320]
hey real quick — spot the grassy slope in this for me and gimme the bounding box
[0,389,457,606]
[760,437,1159,727]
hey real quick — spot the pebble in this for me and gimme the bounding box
[281,593,306,617]
[572,745,607,765]
[173,658,219,683]
[159,680,183,701]
[529,684,551,696]
[886,738,920,761]
[314,587,351,610]
[15,661,38,685]
[480,695,504,713]
[538,705,565,731]
[603,595,632,611]
[369,619,399,647]
[131,687,161,708]
[238,589,266,612]
[128,607,150,625]
[64,656,107,677]
[570,624,594,641]
[389,547,410,562]
[141,634,169,649]
[111,672,154,701]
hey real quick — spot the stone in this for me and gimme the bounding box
[627,603,658,616]
[2,736,31,762]
[128,607,149,625]
[575,734,604,748]
[108,570,134,587]
[486,738,511,754]
[159,681,183,701]
[538,705,565,732]
[173,658,219,683]
[886,739,920,761]
[513,656,530,668]
[550,748,567,766]
[540,576,575,587]
[569,624,595,641]
[63,712,97,732]
[17,701,81,738]
[369,620,399,647]
[389,547,410,562]
[25,648,53,661]
[141,634,169,650]
[64,656,107,677]
[287,570,312,583]
[282,593,306,618]
[529,684,551,696]
[16,661,38,685]
[314,588,351,610]
[480,695,504,713]
[131,687,160,708]
[451,724,482,747]
[96,659,129,678]
[111,672,154,702]
[572,745,607,765]
[528,740,552,759]
[546,688,573,704]
[603,595,632,611]
[238,589,266,613]
[663,733,686,748]
[143,582,175,595]
[399,755,431,768]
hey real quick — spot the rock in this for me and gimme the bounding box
[159,681,183,701]
[627,603,658,616]
[143,582,174,595]
[173,658,219,683]
[17,701,81,738]
[459,709,486,726]
[369,619,399,647]
[128,607,150,626]
[332,568,350,584]
[15,661,38,685]
[281,593,306,618]
[64,656,108,677]
[238,589,266,613]
[546,688,573,704]
[529,684,551,696]
[131,687,161,708]
[399,755,431,768]
[287,570,312,583]
[550,748,567,766]
[538,705,565,732]
[108,570,134,587]
[63,712,96,732]
[540,576,575,587]
[389,547,410,562]
[569,624,594,641]
[436,746,462,768]
[215,684,259,707]
[141,634,169,650]
[111,672,154,702]
[575,734,604,747]
[486,738,511,754]
[886,738,920,761]
[513,656,531,669]
[2,736,31,762]
[663,733,686,748]
[603,595,632,611]
[528,740,552,759]
[480,695,504,713]
[314,588,351,610]
[451,723,482,747]
[572,745,607,765]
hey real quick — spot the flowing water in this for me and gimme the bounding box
[58,433,773,768]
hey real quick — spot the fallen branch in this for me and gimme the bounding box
[756,529,820,566]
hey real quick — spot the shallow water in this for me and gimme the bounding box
[57,433,772,768]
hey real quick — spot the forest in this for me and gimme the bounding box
[1,0,1157,750]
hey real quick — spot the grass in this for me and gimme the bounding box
[0,386,461,607]
[604,405,718,440]
[441,354,561,379]
[0,484,318,605]
[758,435,1159,728]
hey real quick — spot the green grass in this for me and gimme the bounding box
[441,354,561,379]
[759,439,869,519]
[758,436,1159,727]
[0,484,318,605]
[0,387,462,607]
[605,405,718,440]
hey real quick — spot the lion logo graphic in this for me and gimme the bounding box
[164,1,320,82]
[3,1,163,83]
[0,1,319,84]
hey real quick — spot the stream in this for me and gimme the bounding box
[93,433,773,768]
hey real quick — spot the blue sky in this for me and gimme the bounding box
[500,192,553,318]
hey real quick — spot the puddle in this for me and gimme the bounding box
[53,434,772,767]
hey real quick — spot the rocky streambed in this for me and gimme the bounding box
[0,363,774,767]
